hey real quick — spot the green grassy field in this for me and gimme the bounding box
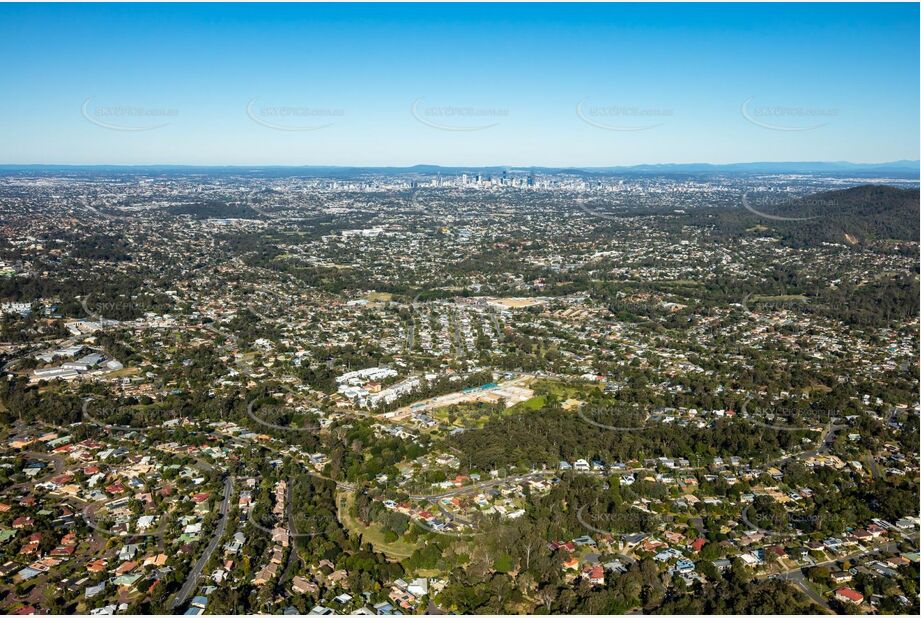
[748,294,809,302]
[516,395,546,410]
[336,491,419,560]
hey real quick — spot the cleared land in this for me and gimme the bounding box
[336,491,419,560]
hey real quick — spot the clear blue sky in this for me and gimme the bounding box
[1,2,918,166]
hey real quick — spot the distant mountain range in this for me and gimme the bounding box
[577,160,920,174]
[0,161,918,177]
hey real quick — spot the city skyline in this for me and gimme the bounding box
[1,2,919,166]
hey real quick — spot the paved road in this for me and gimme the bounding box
[864,453,882,480]
[765,421,843,469]
[23,451,65,473]
[451,310,465,358]
[405,318,416,351]
[171,476,234,610]
[434,501,473,526]
[277,480,302,592]
[755,542,898,588]
[409,470,552,501]
[81,202,115,221]
[782,570,831,613]
[11,451,68,490]
[489,311,504,341]
[757,540,902,611]
[244,438,358,492]
[756,543,898,614]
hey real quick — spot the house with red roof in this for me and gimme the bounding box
[851,529,872,542]
[562,557,580,571]
[50,545,76,557]
[664,530,685,544]
[86,559,107,573]
[834,587,864,605]
[640,538,667,552]
[582,564,605,585]
[105,482,126,495]
[549,540,577,553]
[765,545,786,558]
[12,517,33,529]
[115,560,138,576]
[19,533,42,556]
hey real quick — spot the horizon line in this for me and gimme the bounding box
[0,159,919,170]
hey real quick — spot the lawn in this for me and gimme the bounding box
[516,395,546,411]
[364,292,393,302]
[531,378,602,400]
[432,402,504,429]
[107,366,140,379]
[748,294,809,302]
[336,491,419,561]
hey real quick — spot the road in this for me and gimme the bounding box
[171,476,234,610]
[277,480,302,592]
[411,426,839,504]
[782,570,831,613]
[451,310,465,358]
[11,450,68,491]
[759,542,900,581]
[764,421,843,469]
[756,541,903,612]
[23,450,65,474]
[864,453,882,480]
[489,311,504,341]
[405,317,416,352]
[409,470,552,501]
[241,437,358,492]
[434,501,473,526]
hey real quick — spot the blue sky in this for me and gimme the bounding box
[0,2,918,166]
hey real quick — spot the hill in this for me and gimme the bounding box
[682,185,918,249]
[759,185,919,246]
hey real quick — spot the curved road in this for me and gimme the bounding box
[408,470,552,501]
[757,542,901,613]
[765,421,843,469]
[171,475,234,611]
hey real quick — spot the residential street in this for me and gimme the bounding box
[171,476,234,610]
